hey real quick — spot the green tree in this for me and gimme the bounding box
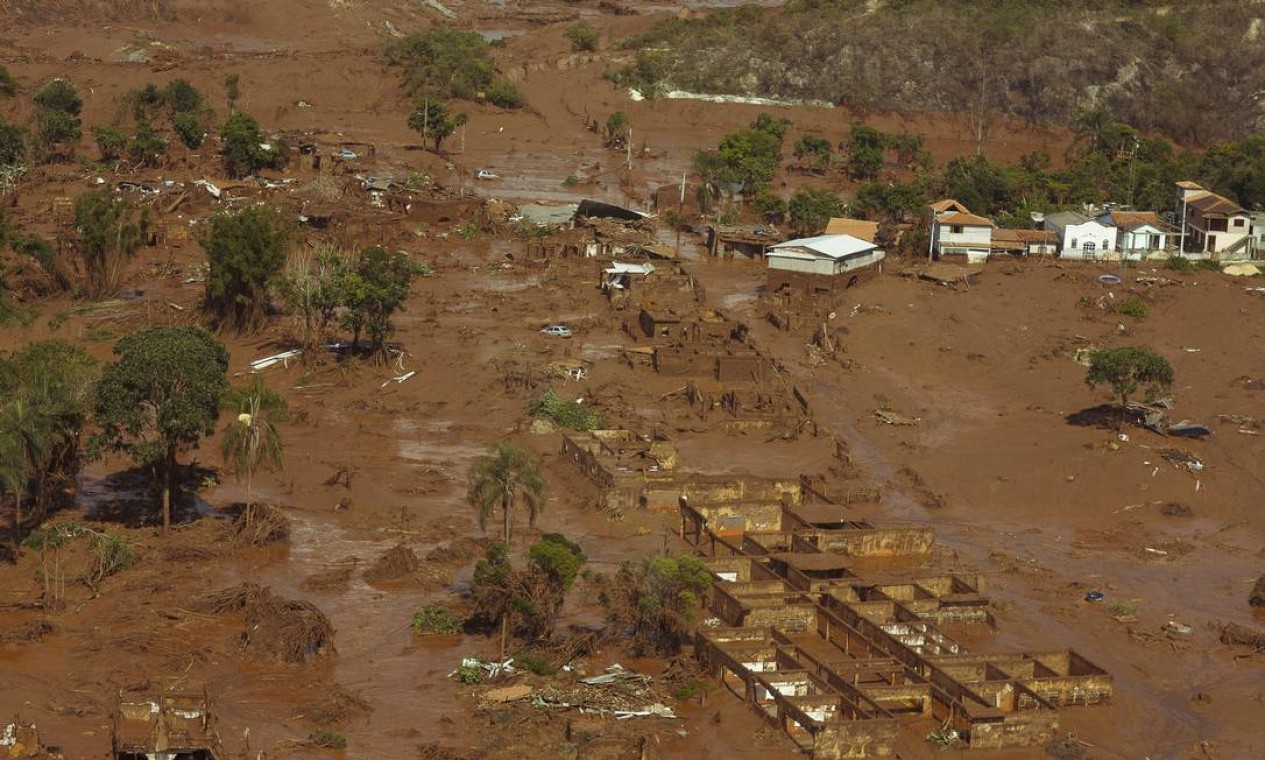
[787,187,843,234]
[793,134,833,172]
[386,30,507,103]
[93,327,230,533]
[1,341,98,529]
[200,205,292,333]
[32,80,82,116]
[33,108,81,160]
[74,189,151,298]
[220,111,281,178]
[128,120,168,167]
[225,73,241,112]
[172,111,205,149]
[600,555,712,656]
[1085,346,1174,429]
[0,398,51,536]
[470,534,586,656]
[845,124,886,181]
[91,125,128,162]
[467,442,545,544]
[566,22,600,52]
[280,245,354,350]
[406,101,467,153]
[0,119,26,166]
[221,377,287,524]
[163,79,204,114]
[342,247,421,358]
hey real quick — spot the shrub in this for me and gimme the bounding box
[530,390,600,431]
[411,605,462,635]
[172,111,204,149]
[1116,294,1148,319]
[566,22,600,52]
[512,650,557,676]
[484,80,525,108]
[1163,255,1194,273]
[309,729,347,749]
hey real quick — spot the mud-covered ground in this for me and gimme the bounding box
[1,2,1263,759]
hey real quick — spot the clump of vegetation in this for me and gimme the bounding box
[411,605,463,635]
[220,111,284,177]
[309,728,347,749]
[31,79,82,162]
[566,22,599,52]
[468,442,546,544]
[200,204,293,333]
[385,30,524,107]
[1115,294,1148,320]
[600,555,712,656]
[511,649,557,676]
[74,189,151,298]
[787,187,843,234]
[1106,600,1137,617]
[407,100,467,153]
[529,390,601,432]
[469,534,587,653]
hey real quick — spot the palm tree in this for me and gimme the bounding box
[0,399,51,536]
[221,377,287,523]
[467,442,545,544]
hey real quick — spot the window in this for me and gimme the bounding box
[950,225,963,234]
[1082,241,1097,257]
[1209,218,1227,232]
[1070,237,1078,249]
[1103,239,1110,251]
[1149,234,1160,249]
[1233,218,1245,228]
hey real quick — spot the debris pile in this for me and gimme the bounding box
[362,544,421,583]
[194,583,335,663]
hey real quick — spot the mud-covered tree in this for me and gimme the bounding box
[1085,346,1174,429]
[467,442,545,544]
[91,126,128,162]
[342,247,422,358]
[0,341,98,533]
[220,111,281,178]
[604,111,630,148]
[221,377,288,525]
[128,120,168,167]
[787,187,843,235]
[224,74,241,112]
[31,80,83,161]
[0,119,26,166]
[600,555,712,657]
[407,101,467,153]
[470,534,586,656]
[566,22,599,52]
[200,205,292,333]
[793,134,833,173]
[74,189,151,298]
[93,327,229,533]
[0,66,16,98]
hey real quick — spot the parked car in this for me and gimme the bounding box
[475,169,499,180]
[541,325,573,338]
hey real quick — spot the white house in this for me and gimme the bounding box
[766,234,885,294]
[1043,211,1117,259]
[1099,210,1176,260]
[1176,182,1255,259]
[929,199,994,262]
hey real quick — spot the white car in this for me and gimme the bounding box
[541,325,573,338]
[475,169,499,180]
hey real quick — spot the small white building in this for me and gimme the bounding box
[767,234,885,294]
[928,200,994,262]
[1043,211,1117,259]
[1100,210,1176,260]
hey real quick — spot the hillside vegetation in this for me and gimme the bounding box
[612,0,1265,146]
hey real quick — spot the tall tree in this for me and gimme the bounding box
[0,399,50,536]
[200,205,292,333]
[787,187,843,234]
[220,111,281,178]
[73,189,151,298]
[221,377,287,525]
[93,327,229,532]
[342,247,422,359]
[467,442,545,544]
[1085,346,1174,429]
[407,101,467,153]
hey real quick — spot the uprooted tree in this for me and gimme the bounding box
[93,327,229,533]
[1085,345,1174,428]
[469,534,587,657]
[600,554,712,657]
